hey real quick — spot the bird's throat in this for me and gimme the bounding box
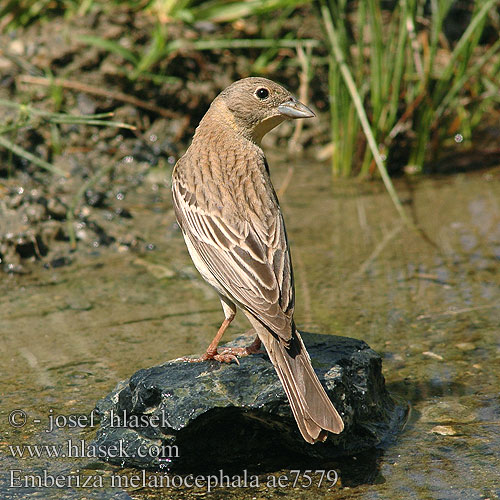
[207,100,286,146]
[251,115,287,145]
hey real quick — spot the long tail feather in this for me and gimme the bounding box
[256,325,344,443]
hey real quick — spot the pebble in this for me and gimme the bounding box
[422,351,444,361]
[455,342,476,351]
[431,425,457,436]
[421,401,476,424]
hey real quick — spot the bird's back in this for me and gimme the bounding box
[172,112,295,338]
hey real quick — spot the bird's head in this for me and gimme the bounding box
[212,77,315,144]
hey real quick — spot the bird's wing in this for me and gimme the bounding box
[172,162,294,341]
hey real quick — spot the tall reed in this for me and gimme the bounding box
[321,0,499,177]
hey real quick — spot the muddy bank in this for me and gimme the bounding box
[0,7,329,274]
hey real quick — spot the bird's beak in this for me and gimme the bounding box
[278,98,315,119]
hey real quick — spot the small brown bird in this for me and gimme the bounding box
[172,77,344,443]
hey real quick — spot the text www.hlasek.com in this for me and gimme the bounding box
[8,439,177,460]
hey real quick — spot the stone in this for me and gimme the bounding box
[93,332,407,472]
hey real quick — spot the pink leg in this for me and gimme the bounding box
[183,299,239,363]
[183,299,262,364]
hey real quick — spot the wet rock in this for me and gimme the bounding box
[420,400,476,424]
[46,197,68,220]
[85,189,108,208]
[15,235,47,259]
[94,332,407,472]
[431,425,457,436]
[114,207,132,219]
[77,93,97,115]
[46,255,72,269]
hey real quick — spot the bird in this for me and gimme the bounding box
[171,77,344,443]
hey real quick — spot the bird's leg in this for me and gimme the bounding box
[183,298,262,364]
[184,299,239,364]
[202,315,237,362]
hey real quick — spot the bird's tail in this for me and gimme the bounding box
[257,324,344,443]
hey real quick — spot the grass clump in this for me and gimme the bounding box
[320,0,500,177]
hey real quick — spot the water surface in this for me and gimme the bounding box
[1,159,499,499]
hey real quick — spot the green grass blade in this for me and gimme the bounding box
[434,36,500,121]
[0,135,68,177]
[76,34,139,65]
[191,0,312,23]
[433,0,497,105]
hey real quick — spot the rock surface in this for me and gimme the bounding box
[93,332,407,472]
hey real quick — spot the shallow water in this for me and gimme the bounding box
[1,158,499,499]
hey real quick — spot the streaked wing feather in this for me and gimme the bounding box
[173,175,294,339]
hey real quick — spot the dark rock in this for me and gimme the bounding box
[46,197,68,220]
[15,234,48,259]
[85,189,107,208]
[93,332,407,472]
[114,207,132,219]
[85,219,115,246]
[49,255,72,268]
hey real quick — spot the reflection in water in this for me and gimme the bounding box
[0,162,499,499]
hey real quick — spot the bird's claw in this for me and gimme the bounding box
[213,352,240,364]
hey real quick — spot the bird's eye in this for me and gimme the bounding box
[255,87,269,100]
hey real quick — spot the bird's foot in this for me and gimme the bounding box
[218,336,262,359]
[181,350,240,364]
[218,344,262,358]
[182,338,262,365]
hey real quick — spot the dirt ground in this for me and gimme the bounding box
[0,8,333,274]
